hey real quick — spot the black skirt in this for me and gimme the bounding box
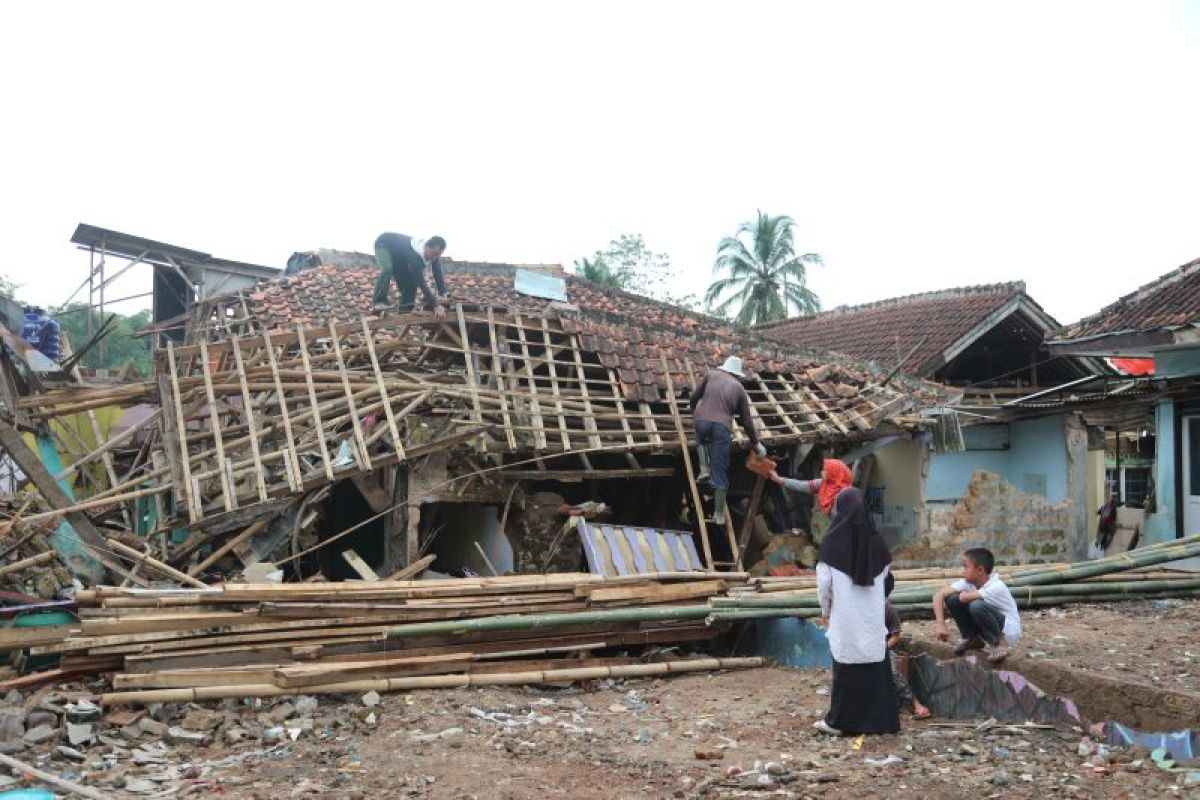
[825,657,901,735]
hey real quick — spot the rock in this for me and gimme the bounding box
[55,745,86,762]
[295,696,319,718]
[165,726,208,747]
[123,777,158,793]
[181,709,224,732]
[66,721,94,746]
[24,711,56,730]
[0,709,24,740]
[694,748,722,760]
[266,703,296,723]
[138,718,168,738]
[0,740,25,755]
[959,744,979,757]
[224,727,250,745]
[261,726,285,744]
[3,690,22,705]
[991,770,1010,786]
[22,724,56,745]
[361,691,381,708]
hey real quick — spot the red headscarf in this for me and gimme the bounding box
[817,459,853,514]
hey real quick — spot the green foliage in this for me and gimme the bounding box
[705,211,822,326]
[0,274,20,300]
[575,234,701,310]
[56,305,153,376]
[573,257,625,289]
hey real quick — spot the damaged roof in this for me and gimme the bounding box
[756,282,1050,377]
[241,262,945,403]
[1049,256,1200,354]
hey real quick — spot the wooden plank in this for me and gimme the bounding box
[198,339,236,512]
[261,329,303,491]
[188,517,270,578]
[297,327,336,482]
[230,338,270,502]
[736,476,766,571]
[362,318,406,459]
[486,308,518,451]
[540,317,571,450]
[567,333,603,449]
[384,553,435,581]
[329,320,372,471]
[165,342,201,521]
[758,377,801,438]
[512,313,547,450]
[155,375,190,506]
[455,303,484,428]
[341,549,380,581]
[660,357,712,570]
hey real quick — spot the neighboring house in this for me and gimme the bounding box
[1047,257,1200,545]
[761,283,1106,567]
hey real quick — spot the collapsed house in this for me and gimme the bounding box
[0,237,947,596]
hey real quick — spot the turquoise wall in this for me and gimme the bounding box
[1156,347,1200,379]
[1144,398,1177,544]
[927,415,1069,503]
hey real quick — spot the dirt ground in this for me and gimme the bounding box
[994,597,1200,695]
[3,601,1200,799]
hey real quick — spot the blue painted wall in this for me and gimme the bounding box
[1144,399,1177,545]
[1008,415,1069,503]
[1156,347,1200,379]
[927,415,1069,503]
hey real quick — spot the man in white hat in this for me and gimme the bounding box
[690,355,766,524]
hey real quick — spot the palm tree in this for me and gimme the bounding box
[574,257,625,289]
[705,212,822,326]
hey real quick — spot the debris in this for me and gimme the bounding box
[360,692,381,708]
[164,726,208,747]
[21,725,56,746]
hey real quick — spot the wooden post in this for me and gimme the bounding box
[297,327,335,482]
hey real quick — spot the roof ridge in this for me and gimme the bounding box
[757,281,1027,328]
[1060,256,1200,331]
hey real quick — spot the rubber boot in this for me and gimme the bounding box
[713,488,728,525]
[696,445,711,484]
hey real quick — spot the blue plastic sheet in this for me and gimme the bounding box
[1107,721,1197,761]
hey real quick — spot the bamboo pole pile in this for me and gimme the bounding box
[707,534,1200,624]
[0,572,763,704]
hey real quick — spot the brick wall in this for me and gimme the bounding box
[893,469,1075,568]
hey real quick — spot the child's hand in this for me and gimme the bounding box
[935,621,951,641]
[887,634,901,649]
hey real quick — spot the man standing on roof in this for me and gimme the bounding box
[372,233,448,318]
[690,356,766,525]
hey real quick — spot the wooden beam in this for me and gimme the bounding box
[659,357,712,571]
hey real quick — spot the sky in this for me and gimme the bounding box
[2,1,1200,325]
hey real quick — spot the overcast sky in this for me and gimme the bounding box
[2,1,1199,325]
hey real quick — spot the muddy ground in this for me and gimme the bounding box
[1,600,1198,799]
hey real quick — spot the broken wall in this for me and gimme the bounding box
[895,468,1081,568]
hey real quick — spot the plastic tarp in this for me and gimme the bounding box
[1107,722,1197,761]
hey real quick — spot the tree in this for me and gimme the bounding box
[573,257,625,289]
[0,274,20,300]
[577,234,673,298]
[705,211,822,326]
[56,305,154,376]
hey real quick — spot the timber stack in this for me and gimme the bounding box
[0,572,762,704]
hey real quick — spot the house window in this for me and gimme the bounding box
[1105,467,1151,508]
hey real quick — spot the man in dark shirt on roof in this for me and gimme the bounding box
[372,233,448,318]
[691,356,766,524]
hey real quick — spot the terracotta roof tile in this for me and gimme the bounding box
[759,282,1029,376]
[239,261,946,404]
[1053,257,1200,342]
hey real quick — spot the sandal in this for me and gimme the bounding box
[913,706,932,720]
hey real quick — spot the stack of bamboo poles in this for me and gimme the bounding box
[0,572,762,705]
[707,533,1200,623]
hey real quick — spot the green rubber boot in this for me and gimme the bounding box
[713,488,728,525]
[696,445,711,484]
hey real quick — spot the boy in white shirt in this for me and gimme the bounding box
[932,547,1021,663]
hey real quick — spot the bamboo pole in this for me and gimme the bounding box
[187,518,270,577]
[0,751,111,799]
[388,604,714,639]
[100,657,764,705]
[105,540,209,588]
[0,551,56,577]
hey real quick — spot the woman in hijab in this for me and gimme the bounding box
[769,458,853,519]
[812,487,899,736]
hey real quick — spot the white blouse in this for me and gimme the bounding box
[816,561,889,664]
